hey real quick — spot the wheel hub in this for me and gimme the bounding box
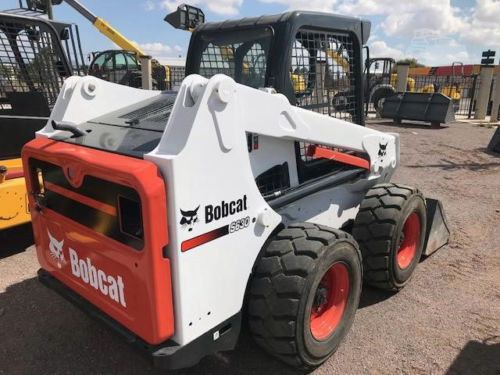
[313,285,328,311]
[310,262,350,340]
[396,212,421,269]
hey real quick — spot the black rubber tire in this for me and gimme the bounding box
[248,223,362,369]
[352,183,427,291]
[371,86,396,113]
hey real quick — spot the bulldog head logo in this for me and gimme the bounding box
[47,230,65,269]
[180,206,200,232]
[378,142,388,157]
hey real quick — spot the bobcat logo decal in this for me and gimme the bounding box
[378,142,388,157]
[180,206,200,231]
[47,230,66,269]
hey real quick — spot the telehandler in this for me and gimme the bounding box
[22,8,449,370]
[51,0,193,90]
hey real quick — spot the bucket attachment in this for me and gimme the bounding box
[487,126,500,153]
[381,92,456,127]
[423,198,450,256]
[164,4,205,31]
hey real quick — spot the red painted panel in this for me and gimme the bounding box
[22,138,174,345]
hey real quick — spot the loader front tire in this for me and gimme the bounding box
[352,183,427,291]
[248,223,362,369]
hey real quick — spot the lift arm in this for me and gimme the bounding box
[61,0,146,57]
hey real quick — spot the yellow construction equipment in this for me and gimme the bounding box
[390,73,416,92]
[0,8,84,230]
[291,49,350,93]
[326,50,350,73]
[0,159,30,230]
[55,0,146,57]
[56,0,170,88]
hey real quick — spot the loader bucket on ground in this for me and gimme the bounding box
[487,126,500,153]
[381,92,456,126]
[423,198,450,256]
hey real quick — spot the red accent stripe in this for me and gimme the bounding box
[5,169,24,180]
[307,145,370,170]
[181,225,229,252]
[45,181,117,217]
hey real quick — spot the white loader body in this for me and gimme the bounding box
[36,73,399,346]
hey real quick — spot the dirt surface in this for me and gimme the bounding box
[1,120,499,375]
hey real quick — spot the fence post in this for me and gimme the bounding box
[140,55,153,90]
[468,75,478,119]
[396,63,410,92]
[45,0,54,20]
[474,65,494,120]
[490,68,500,122]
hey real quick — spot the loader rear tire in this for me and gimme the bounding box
[248,223,362,369]
[352,183,427,291]
[371,86,396,114]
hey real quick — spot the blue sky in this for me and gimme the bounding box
[4,0,500,66]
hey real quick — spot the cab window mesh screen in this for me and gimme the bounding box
[200,42,235,78]
[167,65,185,91]
[0,18,71,108]
[198,28,272,89]
[291,29,357,123]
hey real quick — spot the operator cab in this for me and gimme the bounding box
[185,11,370,126]
[183,11,371,196]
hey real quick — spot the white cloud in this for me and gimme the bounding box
[259,0,337,12]
[471,0,500,25]
[336,0,500,51]
[139,0,497,65]
[368,40,405,60]
[337,0,466,38]
[137,42,172,53]
[461,0,500,48]
[143,1,155,11]
[161,0,243,15]
[367,36,472,66]
[129,41,186,57]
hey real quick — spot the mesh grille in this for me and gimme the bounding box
[200,43,235,78]
[0,16,72,108]
[167,65,185,90]
[119,94,176,123]
[290,28,358,170]
[291,28,357,122]
[198,30,271,89]
[255,162,290,199]
[298,142,341,163]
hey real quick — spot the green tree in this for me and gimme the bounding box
[396,58,425,67]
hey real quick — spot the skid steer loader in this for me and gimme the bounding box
[0,6,84,230]
[22,9,450,370]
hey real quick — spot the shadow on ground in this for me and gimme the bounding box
[0,275,400,374]
[480,147,500,158]
[407,159,500,171]
[0,223,33,259]
[358,286,394,308]
[445,337,500,375]
[370,120,450,130]
[0,278,301,375]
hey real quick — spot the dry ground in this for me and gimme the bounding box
[0,120,499,375]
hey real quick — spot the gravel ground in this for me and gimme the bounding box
[1,120,499,375]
